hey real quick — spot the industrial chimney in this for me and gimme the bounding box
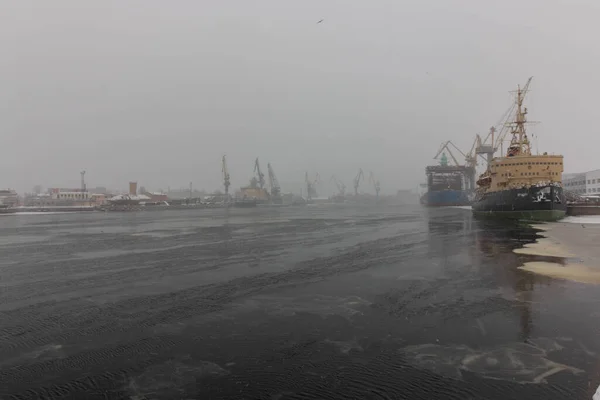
[129,182,138,196]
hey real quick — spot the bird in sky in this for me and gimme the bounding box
[317,19,324,24]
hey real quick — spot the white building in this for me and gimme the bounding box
[52,191,90,200]
[564,170,600,195]
[0,189,19,207]
[47,188,93,205]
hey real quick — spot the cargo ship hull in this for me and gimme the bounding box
[421,189,470,207]
[472,185,566,221]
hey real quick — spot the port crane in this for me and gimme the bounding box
[222,155,231,197]
[473,127,496,167]
[254,158,266,189]
[433,141,466,166]
[330,175,346,196]
[305,172,320,200]
[353,168,364,195]
[267,163,281,198]
[433,141,477,190]
[459,130,495,171]
[368,172,381,197]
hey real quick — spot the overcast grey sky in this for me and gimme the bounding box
[2,0,599,194]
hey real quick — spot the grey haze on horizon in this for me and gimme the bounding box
[2,0,598,195]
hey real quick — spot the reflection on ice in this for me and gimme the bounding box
[520,262,600,285]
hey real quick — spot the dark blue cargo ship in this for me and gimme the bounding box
[421,153,474,207]
[422,189,470,207]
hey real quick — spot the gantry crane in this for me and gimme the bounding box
[353,168,364,195]
[474,127,496,167]
[368,171,381,198]
[267,162,281,198]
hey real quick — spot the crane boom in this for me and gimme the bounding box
[368,171,381,197]
[254,158,265,189]
[353,168,364,195]
[433,141,461,166]
[330,175,346,196]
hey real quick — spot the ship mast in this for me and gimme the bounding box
[506,77,533,157]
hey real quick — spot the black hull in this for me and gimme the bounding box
[472,185,566,221]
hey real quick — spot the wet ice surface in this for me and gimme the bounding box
[0,206,599,399]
